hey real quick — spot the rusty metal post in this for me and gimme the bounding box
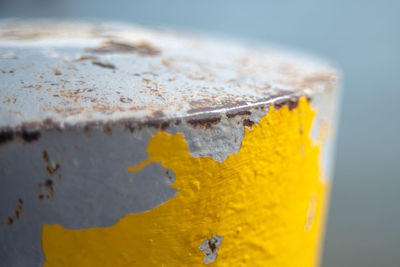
[0,20,339,266]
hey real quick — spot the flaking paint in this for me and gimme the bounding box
[42,98,328,266]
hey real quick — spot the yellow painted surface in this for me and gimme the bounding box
[42,98,329,267]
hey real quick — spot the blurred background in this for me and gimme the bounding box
[1,0,399,266]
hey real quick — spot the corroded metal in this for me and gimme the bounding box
[0,20,336,131]
[0,20,339,267]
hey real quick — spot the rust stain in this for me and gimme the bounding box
[146,121,169,131]
[76,55,99,61]
[38,150,60,201]
[21,130,41,143]
[103,125,113,136]
[0,131,13,145]
[38,179,54,201]
[0,92,308,143]
[165,170,174,182]
[14,198,23,220]
[43,150,60,175]
[199,234,223,264]
[45,179,54,199]
[2,198,23,226]
[91,61,116,69]
[85,40,160,56]
[121,118,174,132]
[119,97,133,103]
[52,69,62,76]
[226,110,252,118]
[273,96,301,111]
[187,117,221,129]
[0,130,41,145]
[242,119,255,128]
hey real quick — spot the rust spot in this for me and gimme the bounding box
[43,150,49,160]
[208,239,217,253]
[43,118,56,128]
[0,131,14,145]
[165,170,174,182]
[121,118,173,132]
[120,97,133,103]
[45,179,53,187]
[52,69,62,75]
[103,125,113,135]
[254,105,268,111]
[83,125,90,134]
[147,121,169,131]
[43,150,60,175]
[39,150,58,200]
[44,179,54,199]
[124,123,136,133]
[226,110,252,118]
[3,197,23,225]
[92,61,116,69]
[243,119,254,128]
[86,40,160,56]
[187,117,221,129]
[76,55,99,61]
[288,100,299,110]
[274,97,300,111]
[21,130,41,143]
[199,234,223,264]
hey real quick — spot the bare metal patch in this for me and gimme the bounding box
[199,234,223,264]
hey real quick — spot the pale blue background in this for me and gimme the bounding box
[1,0,399,266]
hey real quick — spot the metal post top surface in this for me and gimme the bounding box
[0,20,338,131]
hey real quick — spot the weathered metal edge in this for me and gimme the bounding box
[0,91,308,142]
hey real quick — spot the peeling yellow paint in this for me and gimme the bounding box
[42,98,329,267]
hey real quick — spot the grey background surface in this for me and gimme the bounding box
[1,0,399,266]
